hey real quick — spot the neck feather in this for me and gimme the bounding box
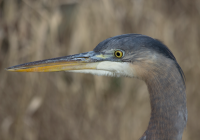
[139,62,187,140]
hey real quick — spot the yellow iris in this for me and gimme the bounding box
[114,50,123,58]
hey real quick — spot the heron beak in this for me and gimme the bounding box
[6,51,105,72]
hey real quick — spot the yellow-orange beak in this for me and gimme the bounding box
[6,51,104,72]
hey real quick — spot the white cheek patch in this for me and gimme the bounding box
[97,61,136,77]
[67,70,117,77]
[66,61,136,77]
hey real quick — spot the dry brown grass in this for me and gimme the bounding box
[0,0,200,140]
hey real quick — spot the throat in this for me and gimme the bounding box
[140,68,187,140]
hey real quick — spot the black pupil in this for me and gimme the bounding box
[116,52,120,56]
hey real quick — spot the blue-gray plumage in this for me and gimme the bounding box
[94,34,185,84]
[7,34,187,140]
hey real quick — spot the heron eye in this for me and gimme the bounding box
[114,50,123,58]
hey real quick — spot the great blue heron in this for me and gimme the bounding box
[7,34,187,140]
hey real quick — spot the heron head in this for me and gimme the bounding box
[7,34,184,82]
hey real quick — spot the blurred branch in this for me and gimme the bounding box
[22,0,50,22]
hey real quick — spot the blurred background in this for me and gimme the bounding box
[0,0,199,140]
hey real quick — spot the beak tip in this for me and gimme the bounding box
[6,67,14,71]
[6,65,20,72]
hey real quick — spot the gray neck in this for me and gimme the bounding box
[140,65,187,140]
